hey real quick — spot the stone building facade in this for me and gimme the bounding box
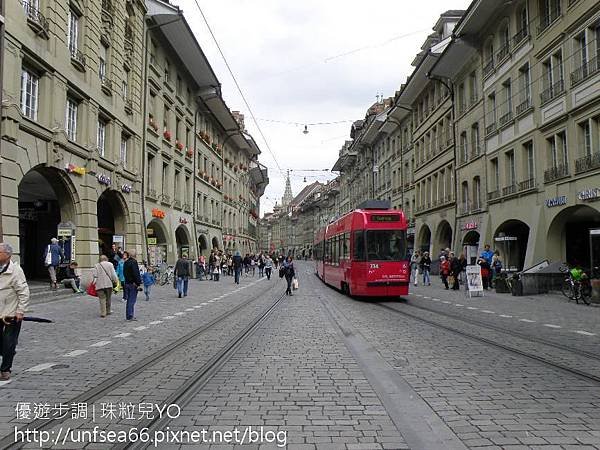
[1,0,268,278]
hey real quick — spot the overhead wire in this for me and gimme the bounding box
[191,0,286,178]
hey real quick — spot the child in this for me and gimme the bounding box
[142,266,155,301]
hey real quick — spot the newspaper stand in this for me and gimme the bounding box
[465,265,484,298]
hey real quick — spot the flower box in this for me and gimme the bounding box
[163,130,172,141]
[186,148,193,158]
[176,141,184,151]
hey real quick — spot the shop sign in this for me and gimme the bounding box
[461,221,478,231]
[179,217,188,225]
[97,173,111,186]
[121,184,132,194]
[146,228,154,236]
[577,188,600,201]
[545,196,567,207]
[65,163,86,176]
[152,208,166,219]
[147,237,157,245]
[495,236,517,241]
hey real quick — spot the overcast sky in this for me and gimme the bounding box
[171,0,472,214]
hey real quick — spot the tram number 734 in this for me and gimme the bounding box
[314,203,410,298]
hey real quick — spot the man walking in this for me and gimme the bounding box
[174,254,191,298]
[0,243,30,380]
[233,251,242,284]
[43,237,63,290]
[264,255,273,280]
[123,249,141,321]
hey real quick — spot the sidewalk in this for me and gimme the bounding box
[407,275,600,351]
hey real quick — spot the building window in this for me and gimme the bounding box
[65,97,78,141]
[164,59,170,84]
[469,71,477,104]
[120,135,128,166]
[174,170,180,198]
[518,63,531,111]
[579,120,592,157]
[99,44,108,81]
[491,158,499,191]
[67,8,79,56]
[473,177,481,209]
[461,181,469,213]
[122,68,129,99]
[20,68,39,120]
[471,123,480,155]
[506,150,516,187]
[501,79,512,123]
[147,154,154,192]
[460,131,468,162]
[523,141,535,182]
[163,105,169,131]
[162,162,169,195]
[97,118,107,156]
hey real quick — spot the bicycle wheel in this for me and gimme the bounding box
[159,273,168,286]
[581,284,592,305]
[561,279,575,300]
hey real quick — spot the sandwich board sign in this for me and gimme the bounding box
[466,265,484,297]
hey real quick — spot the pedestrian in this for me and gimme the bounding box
[123,249,142,321]
[439,256,450,289]
[0,243,29,381]
[258,254,265,278]
[243,254,251,276]
[478,257,491,290]
[141,265,155,301]
[264,255,273,280]
[232,251,242,284]
[94,255,119,318]
[283,256,295,295]
[60,261,84,294]
[174,254,191,298]
[43,237,63,290]
[208,251,215,281]
[458,253,468,288]
[116,253,127,302]
[410,250,421,286]
[419,251,432,286]
[213,254,221,281]
[481,244,494,266]
[491,255,503,288]
[450,252,462,290]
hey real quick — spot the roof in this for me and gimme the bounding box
[291,182,322,207]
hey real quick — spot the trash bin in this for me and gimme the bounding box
[511,274,523,296]
[495,273,511,293]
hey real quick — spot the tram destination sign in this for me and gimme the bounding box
[370,214,400,222]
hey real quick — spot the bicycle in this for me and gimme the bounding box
[559,264,591,305]
[158,265,174,286]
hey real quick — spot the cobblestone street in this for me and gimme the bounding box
[2,262,600,449]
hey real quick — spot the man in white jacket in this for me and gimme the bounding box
[0,243,30,380]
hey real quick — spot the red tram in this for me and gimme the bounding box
[314,202,410,297]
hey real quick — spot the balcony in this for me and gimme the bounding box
[483,59,494,78]
[485,123,497,136]
[570,56,599,87]
[544,163,569,183]
[540,79,564,105]
[160,193,171,205]
[100,76,112,95]
[70,47,86,72]
[470,146,482,159]
[575,152,600,174]
[22,1,50,38]
[502,184,517,197]
[124,23,134,59]
[512,27,529,47]
[538,7,561,34]
[101,0,113,29]
[124,98,133,115]
[498,111,513,127]
[516,98,532,116]
[496,42,510,62]
[518,178,536,192]
[487,190,500,201]
[458,102,467,116]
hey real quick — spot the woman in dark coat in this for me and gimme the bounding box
[450,253,462,290]
[283,256,296,296]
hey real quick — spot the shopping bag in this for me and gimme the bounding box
[86,281,98,297]
[279,267,285,278]
[448,275,455,285]
[113,278,121,293]
[292,277,299,290]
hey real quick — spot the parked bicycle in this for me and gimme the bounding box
[157,265,175,286]
[560,263,591,305]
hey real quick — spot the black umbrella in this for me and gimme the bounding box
[2,317,54,324]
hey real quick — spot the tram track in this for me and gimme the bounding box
[0,279,286,450]
[373,301,600,386]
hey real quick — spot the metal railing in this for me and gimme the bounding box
[22,1,49,34]
[498,111,513,127]
[570,56,599,87]
[544,163,569,183]
[540,79,564,104]
[496,42,510,62]
[100,76,112,92]
[160,193,171,203]
[70,47,86,68]
[518,178,536,191]
[487,190,500,201]
[575,152,600,174]
[516,98,532,115]
[483,59,494,78]
[502,184,517,196]
[485,123,497,135]
[513,27,529,47]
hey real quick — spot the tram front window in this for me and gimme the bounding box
[366,230,407,261]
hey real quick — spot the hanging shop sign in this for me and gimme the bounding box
[577,188,600,201]
[545,195,567,207]
[146,228,154,236]
[121,184,132,194]
[65,163,86,176]
[97,173,111,186]
[461,221,478,231]
[152,208,166,219]
[494,236,517,241]
[147,238,157,245]
[179,217,188,225]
